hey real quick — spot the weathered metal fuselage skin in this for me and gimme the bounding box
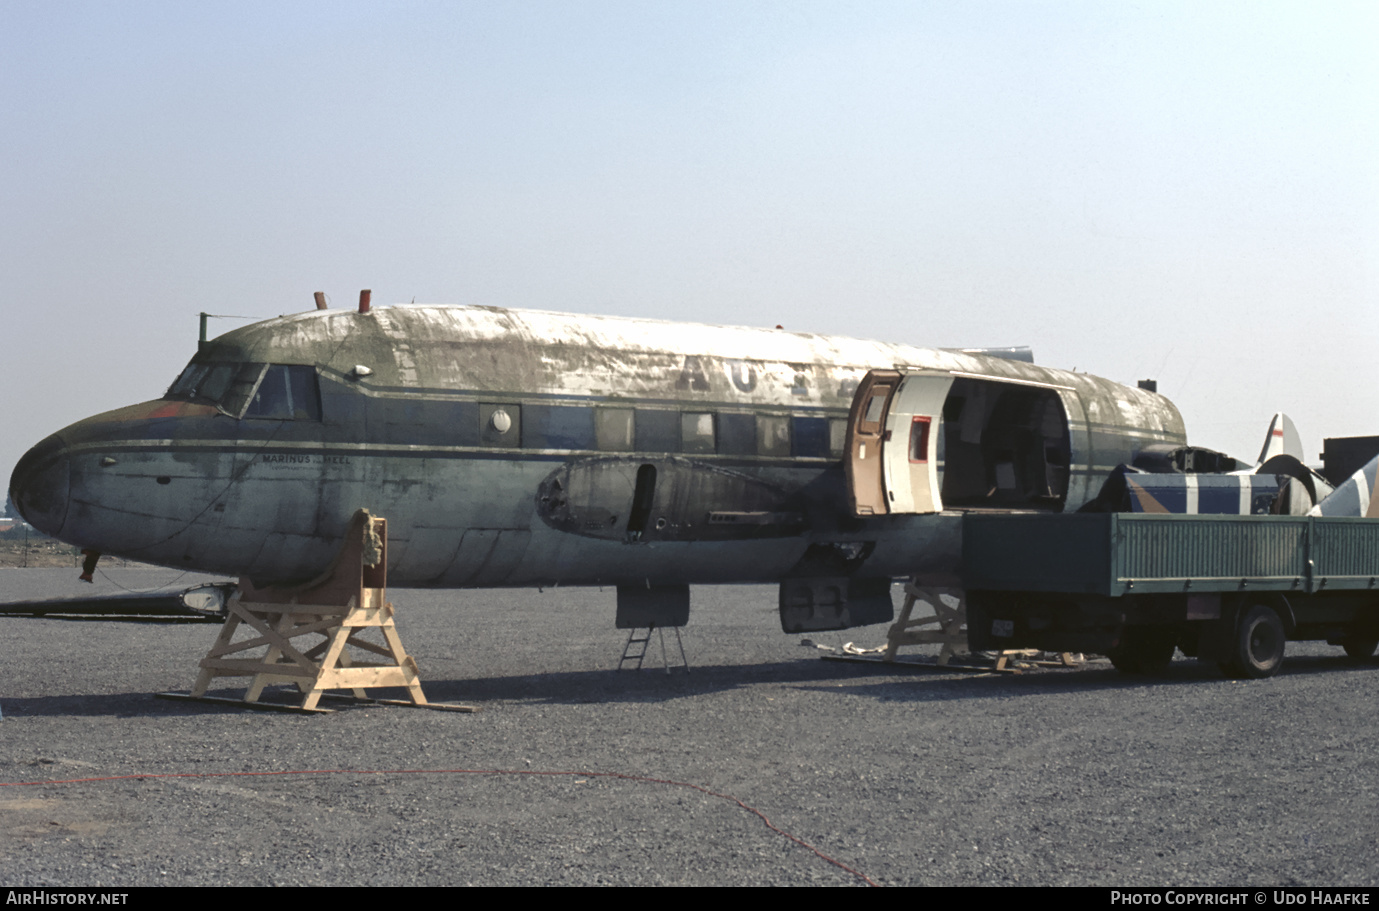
[10,305,1186,587]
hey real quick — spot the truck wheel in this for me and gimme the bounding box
[1219,604,1285,678]
[1341,636,1378,661]
[1108,628,1176,675]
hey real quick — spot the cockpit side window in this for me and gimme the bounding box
[243,365,321,421]
[168,363,210,398]
[196,364,237,404]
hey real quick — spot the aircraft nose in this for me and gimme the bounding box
[8,433,71,538]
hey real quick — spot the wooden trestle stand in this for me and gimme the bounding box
[884,578,974,667]
[161,510,476,714]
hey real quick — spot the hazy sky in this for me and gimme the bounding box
[3,0,1376,486]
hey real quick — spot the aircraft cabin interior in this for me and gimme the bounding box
[939,377,1070,510]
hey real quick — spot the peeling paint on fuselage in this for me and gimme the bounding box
[10,305,1186,589]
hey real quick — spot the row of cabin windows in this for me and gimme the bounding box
[166,363,845,459]
[488,404,847,459]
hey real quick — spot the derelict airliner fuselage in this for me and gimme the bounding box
[9,301,1185,631]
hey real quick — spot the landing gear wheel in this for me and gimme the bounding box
[1108,628,1177,675]
[1218,605,1285,679]
[1340,635,1378,661]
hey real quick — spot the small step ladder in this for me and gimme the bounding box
[619,624,689,674]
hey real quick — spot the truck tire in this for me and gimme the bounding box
[1218,604,1285,678]
[1108,628,1176,675]
[1341,636,1378,661]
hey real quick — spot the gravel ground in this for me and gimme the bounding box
[1,567,1376,887]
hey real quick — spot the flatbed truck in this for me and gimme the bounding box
[961,513,1379,678]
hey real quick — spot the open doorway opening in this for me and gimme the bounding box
[940,377,1070,510]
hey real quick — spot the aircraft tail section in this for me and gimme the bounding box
[1078,409,1331,515]
[1308,455,1379,518]
[1257,413,1303,465]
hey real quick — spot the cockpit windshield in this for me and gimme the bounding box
[165,362,321,420]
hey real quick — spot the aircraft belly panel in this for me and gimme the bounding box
[364,455,538,584]
[245,532,341,580]
[495,532,814,587]
[862,513,964,579]
[389,525,466,582]
[448,529,532,586]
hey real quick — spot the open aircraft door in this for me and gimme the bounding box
[845,369,954,516]
[883,371,954,514]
